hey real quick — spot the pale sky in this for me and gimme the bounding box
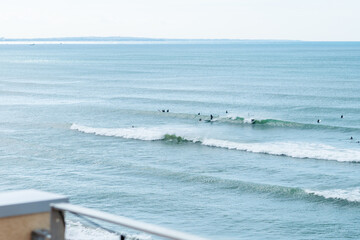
[0,0,360,41]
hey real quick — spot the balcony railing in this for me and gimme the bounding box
[50,203,209,240]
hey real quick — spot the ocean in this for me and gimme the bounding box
[1,41,360,239]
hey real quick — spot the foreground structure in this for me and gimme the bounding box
[0,189,207,240]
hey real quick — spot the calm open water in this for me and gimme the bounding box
[1,42,360,239]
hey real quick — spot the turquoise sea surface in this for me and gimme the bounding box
[1,41,360,239]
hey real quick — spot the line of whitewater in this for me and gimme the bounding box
[70,124,360,163]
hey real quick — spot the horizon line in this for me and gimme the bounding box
[0,36,300,41]
[1,36,360,42]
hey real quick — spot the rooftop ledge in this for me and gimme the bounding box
[0,189,68,218]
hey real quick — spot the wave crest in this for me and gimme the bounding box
[163,134,189,143]
[306,188,360,203]
[139,110,360,131]
[71,124,360,162]
[71,123,165,141]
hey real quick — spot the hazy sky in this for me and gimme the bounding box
[1,0,359,41]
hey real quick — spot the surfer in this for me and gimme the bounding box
[317,119,321,123]
[199,118,202,121]
[210,114,213,120]
[167,109,169,112]
[198,113,200,115]
[350,136,353,140]
[226,110,228,114]
[251,119,255,124]
[341,115,343,118]
[162,110,165,112]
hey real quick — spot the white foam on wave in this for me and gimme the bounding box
[71,124,360,162]
[70,123,198,141]
[243,118,254,124]
[219,113,235,119]
[219,113,265,124]
[201,138,360,162]
[71,124,164,141]
[305,188,360,202]
[218,113,243,120]
[66,221,119,240]
[66,221,152,240]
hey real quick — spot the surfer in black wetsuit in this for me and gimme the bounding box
[226,110,228,114]
[350,136,353,140]
[198,113,200,115]
[199,118,202,121]
[341,115,343,118]
[251,119,255,124]
[167,109,169,112]
[317,119,321,123]
[162,110,165,112]
[210,114,213,120]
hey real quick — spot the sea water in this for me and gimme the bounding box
[1,41,360,239]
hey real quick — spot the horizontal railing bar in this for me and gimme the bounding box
[51,203,209,240]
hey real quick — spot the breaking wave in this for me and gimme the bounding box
[163,134,189,143]
[213,115,359,132]
[130,110,360,132]
[305,188,360,203]
[71,124,360,162]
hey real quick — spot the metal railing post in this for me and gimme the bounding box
[50,207,65,240]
